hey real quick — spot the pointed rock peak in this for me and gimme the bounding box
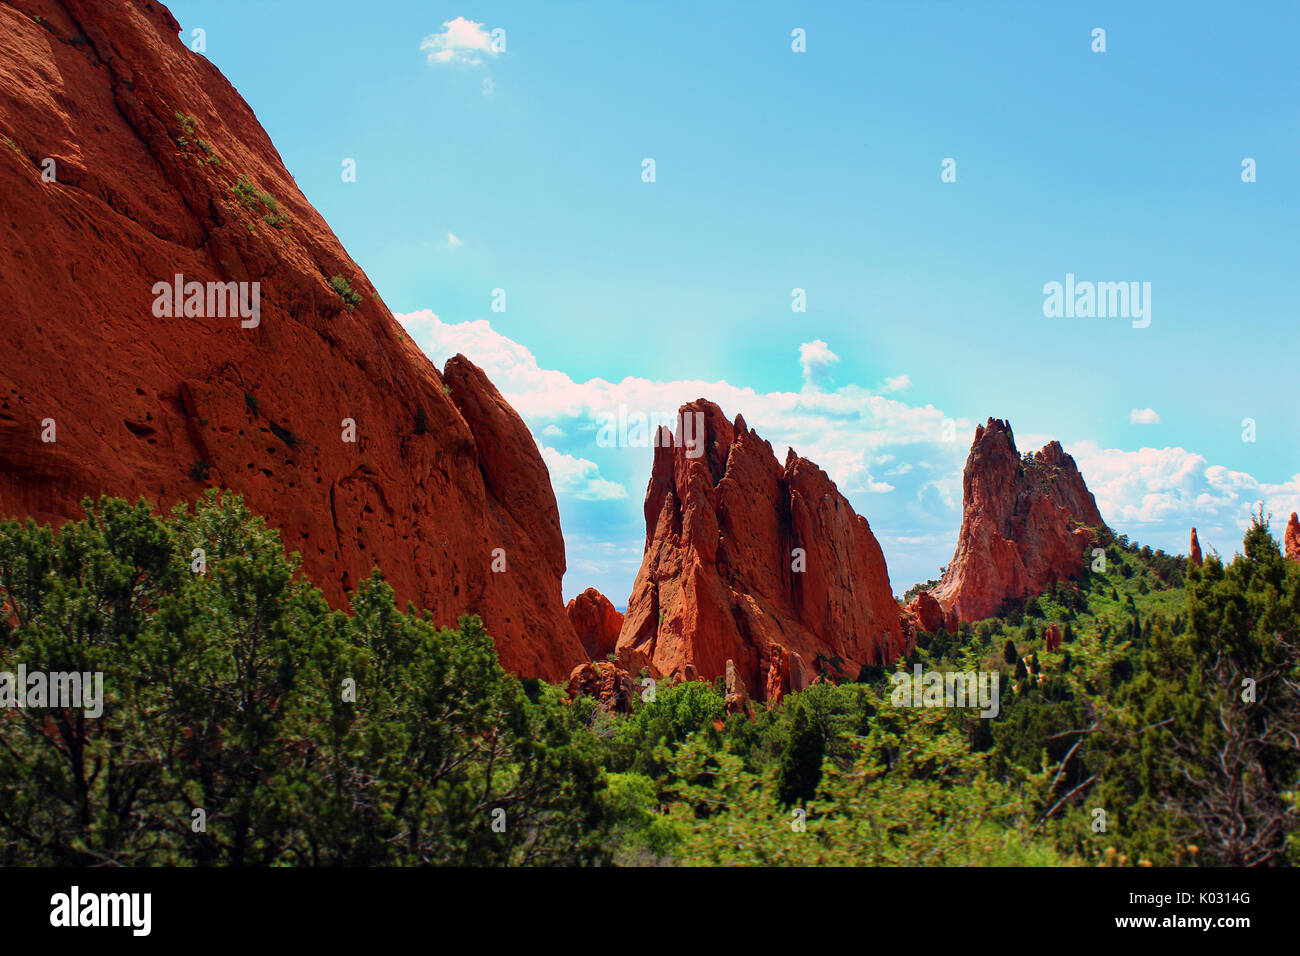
[930,416,1104,623]
[1285,512,1300,562]
[617,399,906,698]
[1190,527,1203,566]
[971,417,1017,456]
[1036,440,1068,466]
[675,399,733,486]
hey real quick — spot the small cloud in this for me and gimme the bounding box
[539,445,628,501]
[882,375,911,394]
[446,231,464,247]
[1129,407,1160,425]
[799,340,839,388]
[421,17,498,66]
[482,78,495,98]
[541,424,564,438]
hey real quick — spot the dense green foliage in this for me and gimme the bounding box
[0,493,607,865]
[1,496,1297,866]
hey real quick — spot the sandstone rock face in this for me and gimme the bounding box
[1190,527,1203,566]
[928,419,1104,624]
[616,400,907,699]
[902,590,957,636]
[566,587,623,661]
[0,0,584,679]
[566,661,636,715]
[1286,513,1300,563]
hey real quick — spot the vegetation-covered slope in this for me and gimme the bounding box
[2,498,1296,866]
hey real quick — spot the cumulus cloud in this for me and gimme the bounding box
[395,309,1294,584]
[399,311,963,477]
[421,17,498,66]
[538,445,628,501]
[1066,441,1300,549]
[1129,407,1160,425]
[445,231,464,247]
[798,340,839,388]
[882,375,912,393]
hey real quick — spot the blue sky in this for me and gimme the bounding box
[169,0,1300,602]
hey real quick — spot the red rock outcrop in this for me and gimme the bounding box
[0,0,584,679]
[566,587,623,661]
[615,400,907,699]
[1190,527,1203,566]
[902,590,957,636]
[926,419,1104,623]
[1286,513,1300,563]
[566,661,637,715]
[1044,623,1062,652]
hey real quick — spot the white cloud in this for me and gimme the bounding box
[399,310,966,500]
[396,309,1297,583]
[421,17,498,66]
[446,231,464,247]
[1129,407,1160,425]
[541,424,564,438]
[538,445,628,501]
[798,340,839,388]
[1067,441,1300,548]
[882,375,911,393]
[482,77,495,98]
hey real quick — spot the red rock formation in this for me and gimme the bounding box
[1189,527,1203,566]
[927,419,1104,623]
[1286,513,1300,563]
[902,590,957,636]
[616,400,907,699]
[566,587,624,661]
[0,0,584,679]
[724,659,750,717]
[1044,623,1062,652]
[566,661,637,715]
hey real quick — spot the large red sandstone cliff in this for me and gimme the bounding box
[616,400,907,700]
[927,418,1104,623]
[0,0,584,679]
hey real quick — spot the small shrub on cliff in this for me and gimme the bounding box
[231,175,286,228]
[329,275,363,312]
